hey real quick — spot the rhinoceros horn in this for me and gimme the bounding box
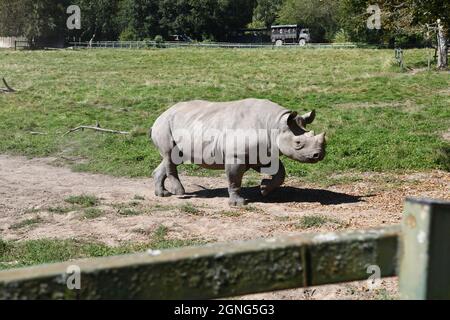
[305,130,315,137]
[316,132,326,144]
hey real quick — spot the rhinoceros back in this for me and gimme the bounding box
[166,99,287,129]
[151,99,290,166]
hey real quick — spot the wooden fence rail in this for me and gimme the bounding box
[0,198,448,300]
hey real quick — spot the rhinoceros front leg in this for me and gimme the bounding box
[259,160,286,197]
[225,164,248,206]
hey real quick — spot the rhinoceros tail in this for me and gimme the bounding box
[148,127,153,142]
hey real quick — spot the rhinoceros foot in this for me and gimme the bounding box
[155,190,171,197]
[228,195,247,207]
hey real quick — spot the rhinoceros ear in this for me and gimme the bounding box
[287,111,298,126]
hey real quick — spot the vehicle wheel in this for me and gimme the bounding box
[275,40,283,47]
[299,39,306,46]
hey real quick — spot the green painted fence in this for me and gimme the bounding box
[0,198,448,300]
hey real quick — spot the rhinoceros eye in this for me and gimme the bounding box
[294,140,305,150]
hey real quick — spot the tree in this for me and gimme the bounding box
[71,0,121,41]
[0,0,69,46]
[0,0,28,37]
[158,0,192,38]
[409,0,449,69]
[117,0,160,40]
[339,0,384,44]
[248,0,282,28]
[339,0,448,68]
[216,0,256,41]
[374,0,449,68]
[158,0,255,41]
[435,19,448,69]
[277,0,341,42]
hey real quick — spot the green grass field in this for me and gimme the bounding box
[0,228,203,270]
[0,48,449,182]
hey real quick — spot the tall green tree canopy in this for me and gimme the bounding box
[0,0,448,60]
[339,0,449,45]
[69,0,120,40]
[158,0,255,41]
[248,0,283,28]
[0,0,69,43]
[277,0,342,42]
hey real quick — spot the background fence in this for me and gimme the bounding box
[0,198,449,300]
[0,37,27,49]
[69,41,358,50]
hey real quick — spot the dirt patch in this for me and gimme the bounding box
[0,155,449,299]
[443,129,450,142]
[437,87,450,96]
[239,277,399,300]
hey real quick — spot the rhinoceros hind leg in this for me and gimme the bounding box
[225,164,248,206]
[258,160,286,197]
[165,160,185,196]
[153,161,171,197]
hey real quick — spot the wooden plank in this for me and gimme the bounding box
[0,226,400,300]
[399,198,450,300]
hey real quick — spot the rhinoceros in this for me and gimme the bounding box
[150,98,326,206]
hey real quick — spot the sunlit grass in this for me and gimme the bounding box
[0,48,448,182]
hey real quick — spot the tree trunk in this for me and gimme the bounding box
[437,19,448,69]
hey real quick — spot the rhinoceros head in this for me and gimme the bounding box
[277,110,326,163]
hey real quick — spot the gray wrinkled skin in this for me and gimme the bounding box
[150,99,326,206]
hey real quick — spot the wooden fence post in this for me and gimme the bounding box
[399,198,450,300]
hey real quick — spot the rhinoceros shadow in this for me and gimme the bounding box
[184,186,365,205]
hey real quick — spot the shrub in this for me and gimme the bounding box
[154,35,165,48]
[333,28,351,43]
[119,27,138,41]
[65,195,100,207]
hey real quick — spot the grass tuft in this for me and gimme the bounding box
[47,206,73,214]
[150,224,204,249]
[83,208,104,219]
[297,215,342,229]
[179,203,202,215]
[10,217,43,230]
[118,208,141,216]
[0,234,206,270]
[218,210,243,217]
[65,195,100,207]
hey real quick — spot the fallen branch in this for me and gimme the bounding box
[1,78,16,93]
[63,122,130,136]
[28,131,48,135]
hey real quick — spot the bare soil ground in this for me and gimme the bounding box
[0,155,449,300]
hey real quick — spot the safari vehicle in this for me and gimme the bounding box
[271,25,310,46]
[168,34,193,42]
